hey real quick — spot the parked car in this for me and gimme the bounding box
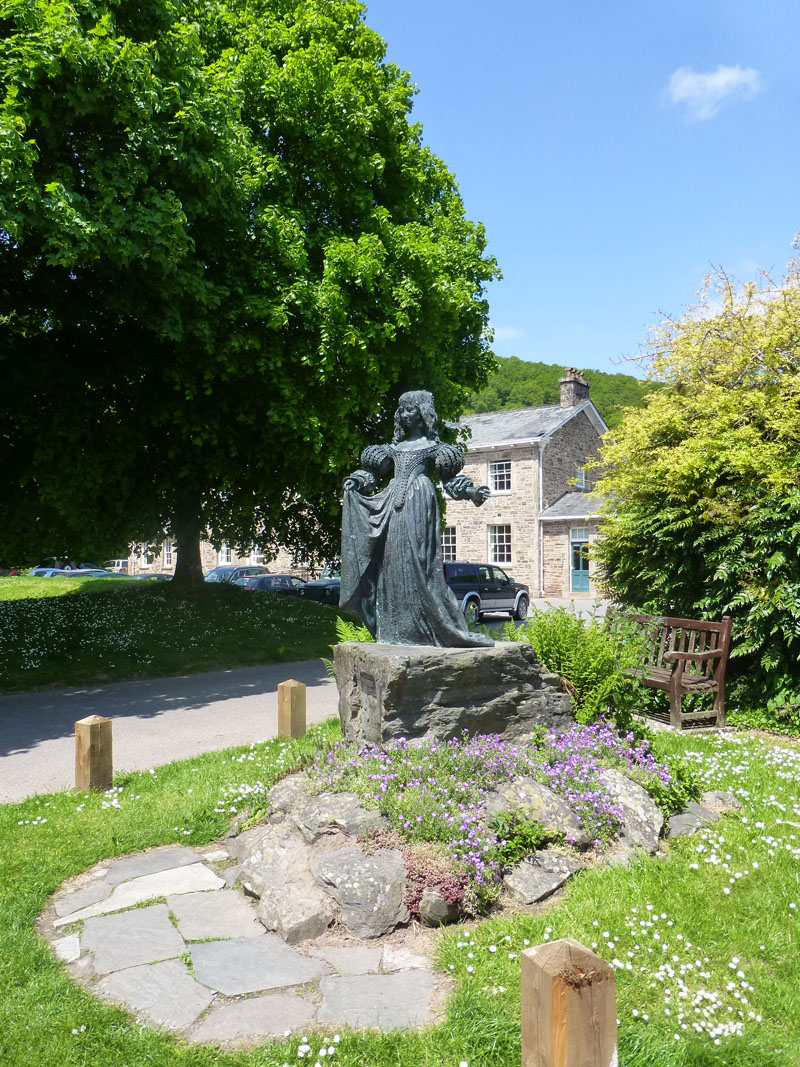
[204,565,270,583]
[234,574,306,594]
[30,567,67,577]
[103,559,130,573]
[298,576,340,605]
[61,568,127,578]
[442,561,529,623]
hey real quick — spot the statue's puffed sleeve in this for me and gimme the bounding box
[343,443,392,495]
[438,443,490,507]
[360,444,393,476]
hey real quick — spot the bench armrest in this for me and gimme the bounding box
[663,649,722,664]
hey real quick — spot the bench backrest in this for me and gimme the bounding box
[628,613,733,680]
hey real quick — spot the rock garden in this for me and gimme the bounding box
[38,718,742,1049]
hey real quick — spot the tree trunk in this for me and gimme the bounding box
[171,491,205,590]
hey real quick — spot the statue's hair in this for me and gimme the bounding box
[393,390,439,443]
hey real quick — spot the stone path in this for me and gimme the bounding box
[40,844,449,1048]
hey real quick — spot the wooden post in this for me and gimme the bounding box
[75,715,113,791]
[278,679,306,738]
[521,938,617,1067]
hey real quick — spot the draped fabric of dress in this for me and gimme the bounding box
[340,442,493,647]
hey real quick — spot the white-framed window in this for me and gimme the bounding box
[488,460,512,493]
[163,539,174,568]
[570,527,589,542]
[442,526,457,561]
[218,543,232,565]
[488,524,512,564]
[249,548,266,565]
[574,468,586,489]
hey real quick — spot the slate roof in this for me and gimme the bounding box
[455,402,606,447]
[539,492,608,521]
[456,405,569,446]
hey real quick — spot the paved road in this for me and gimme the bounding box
[0,661,339,804]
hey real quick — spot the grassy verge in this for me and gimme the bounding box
[0,723,798,1065]
[0,579,340,692]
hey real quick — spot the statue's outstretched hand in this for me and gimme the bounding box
[343,469,377,495]
[472,485,490,507]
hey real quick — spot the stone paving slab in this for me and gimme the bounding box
[307,945,382,975]
[190,935,330,996]
[52,935,81,963]
[167,889,265,941]
[187,992,317,1046]
[54,863,224,927]
[80,904,186,975]
[97,958,214,1030]
[105,847,202,886]
[54,881,112,917]
[317,971,437,1030]
[381,945,431,972]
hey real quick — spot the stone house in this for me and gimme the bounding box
[444,369,608,598]
[134,369,607,596]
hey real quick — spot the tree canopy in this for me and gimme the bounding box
[465,356,660,429]
[592,261,800,705]
[0,0,498,578]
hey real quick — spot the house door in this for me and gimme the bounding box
[570,528,590,593]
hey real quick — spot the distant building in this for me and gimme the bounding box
[134,368,607,596]
[444,369,607,597]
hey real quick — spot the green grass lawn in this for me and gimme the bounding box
[1,722,798,1066]
[0,577,340,692]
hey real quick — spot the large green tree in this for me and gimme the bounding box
[593,261,800,704]
[0,0,498,581]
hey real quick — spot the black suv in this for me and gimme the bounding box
[443,561,530,623]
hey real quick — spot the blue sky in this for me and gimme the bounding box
[363,0,800,376]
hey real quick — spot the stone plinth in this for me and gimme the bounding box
[333,641,572,745]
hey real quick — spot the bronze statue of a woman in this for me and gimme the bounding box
[340,390,493,647]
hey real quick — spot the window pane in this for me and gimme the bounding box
[488,524,512,564]
[442,526,457,562]
[488,461,512,492]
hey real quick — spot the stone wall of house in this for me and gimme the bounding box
[542,520,602,598]
[134,540,314,578]
[443,445,540,592]
[541,409,601,509]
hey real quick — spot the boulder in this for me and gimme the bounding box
[258,881,334,944]
[233,825,309,899]
[267,773,311,815]
[333,640,573,745]
[599,768,663,853]
[503,850,584,904]
[700,789,742,815]
[483,777,591,849]
[667,812,708,838]
[418,888,460,927]
[310,847,410,939]
[292,793,386,843]
[668,801,718,838]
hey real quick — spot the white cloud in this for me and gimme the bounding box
[492,325,524,342]
[666,65,762,122]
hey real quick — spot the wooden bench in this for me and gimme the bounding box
[619,613,733,728]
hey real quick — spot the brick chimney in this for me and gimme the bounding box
[559,367,590,408]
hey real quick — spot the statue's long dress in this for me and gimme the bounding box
[340,442,492,647]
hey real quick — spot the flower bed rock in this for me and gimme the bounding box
[227,769,741,940]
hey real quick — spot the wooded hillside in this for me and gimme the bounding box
[466,357,660,429]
